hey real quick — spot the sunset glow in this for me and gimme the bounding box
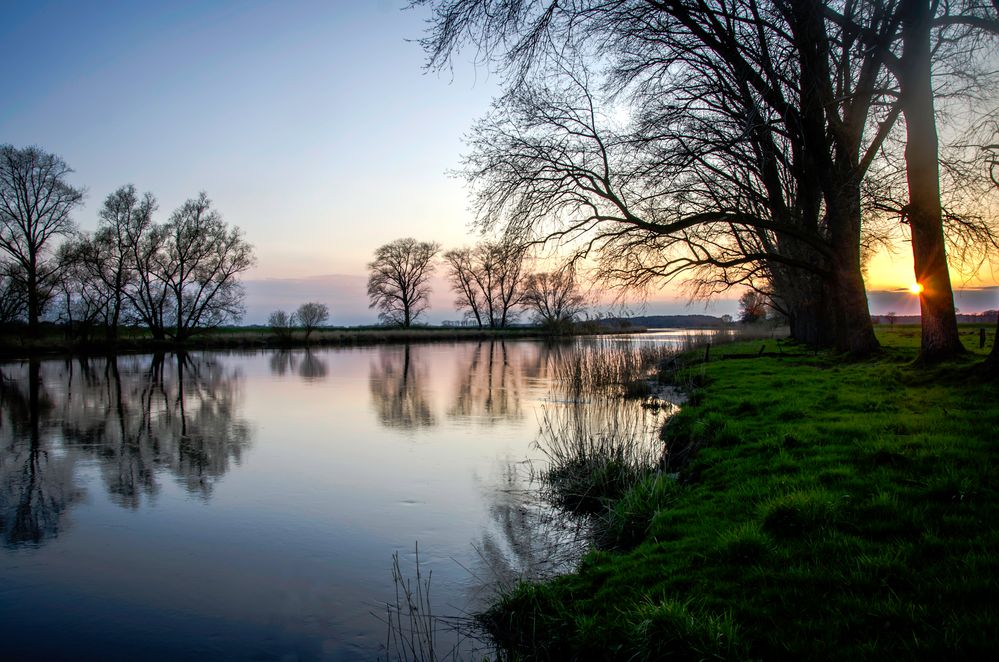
[909,282,925,295]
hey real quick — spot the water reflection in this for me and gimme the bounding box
[368,344,436,429]
[448,341,524,424]
[269,350,297,377]
[470,460,590,602]
[0,361,83,546]
[0,353,250,547]
[298,349,328,382]
[268,349,329,382]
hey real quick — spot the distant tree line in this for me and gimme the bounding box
[0,144,254,340]
[366,237,587,329]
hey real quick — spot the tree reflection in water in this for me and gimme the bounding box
[448,341,525,424]
[0,360,83,547]
[268,349,328,382]
[298,350,328,382]
[468,459,591,606]
[0,353,251,547]
[368,344,435,430]
[269,350,297,377]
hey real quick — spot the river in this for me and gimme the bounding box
[0,333,708,660]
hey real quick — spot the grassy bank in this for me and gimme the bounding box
[484,325,998,659]
[0,324,632,359]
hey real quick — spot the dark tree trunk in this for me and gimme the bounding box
[783,0,877,356]
[828,254,879,356]
[107,292,121,342]
[27,262,40,337]
[984,316,999,375]
[787,292,835,347]
[900,0,964,361]
[826,174,880,356]
[772,270,836,347]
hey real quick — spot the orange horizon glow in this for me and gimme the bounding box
[866,243,998,291]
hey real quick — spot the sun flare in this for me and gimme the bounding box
[909,282,924,295]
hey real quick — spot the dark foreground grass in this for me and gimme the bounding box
[483,326,998,660]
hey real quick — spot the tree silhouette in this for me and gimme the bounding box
[444,241,528,328]
[296,302,329,340]
[367,238,440,327]
[0,145,83,335]
[159,193,255,340]
[522,267,586,330]
[82,185,157,339]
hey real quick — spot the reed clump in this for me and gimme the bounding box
[535,397,662,516]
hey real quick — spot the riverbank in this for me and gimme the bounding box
[0,323,644,359]
[483,325,998,659]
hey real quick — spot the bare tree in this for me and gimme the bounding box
[268,310,295,341]
[739,291,768,324]
[296,302,329,340]
[367,238,441,327]
[419,1,899,354]
[121,201,171,340]
[825,0,999,359]
[0,145,84,334]
[52,238,106,338]
[522,267,586,329]
[83,186,157,339]
[443,247,486,327]
[158,193,255,340]
[444,240,528,328]
[481,241,529,327]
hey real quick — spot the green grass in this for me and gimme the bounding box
[482,325,999,659]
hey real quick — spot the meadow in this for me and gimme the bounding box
[483,324,998,659]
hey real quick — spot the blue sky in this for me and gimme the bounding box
[2,0,730,323]
[2,1,496,274]
[5,0,984,323]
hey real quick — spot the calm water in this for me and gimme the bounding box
[0,335,697,660]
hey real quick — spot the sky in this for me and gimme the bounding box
[2,0,996,324]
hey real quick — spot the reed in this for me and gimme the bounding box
[378,543,490,662]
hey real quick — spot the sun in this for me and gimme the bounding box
[909,282,924,295]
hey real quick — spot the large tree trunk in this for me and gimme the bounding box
[771,269,837,346]
[827,173,880,356]
[900,0,964,361]
[782,0,877,356]
[107,291,121,342]
[984,315,999,376]
[27,258,40,337]
[828,254,879,356]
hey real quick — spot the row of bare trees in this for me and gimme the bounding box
[416,0,999,361]
[0,145,255,340]
[367,237,586,328]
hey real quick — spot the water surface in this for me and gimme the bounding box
[0,337,688,660]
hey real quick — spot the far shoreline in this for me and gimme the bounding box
[0,322,680,361]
